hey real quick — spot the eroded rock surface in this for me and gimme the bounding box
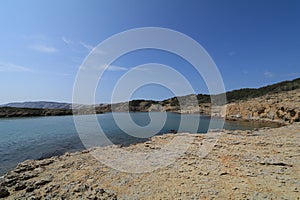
[1,123,300,199]
[225,89,300,123]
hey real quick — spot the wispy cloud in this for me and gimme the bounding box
[107,65,128,71]
[24,35,58,53]
[97,65,128,71]
[264,71,275,78]
[29,44,58,53]
[83,64,128,72]
[82,65,157,72]
[0,62,32,72]
[133,67,153,72]
[79,41,94,51]
[62,37,105,54]
[62,36,74,45]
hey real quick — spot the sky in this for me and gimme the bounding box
[0,0,299,104]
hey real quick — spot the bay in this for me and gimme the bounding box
[0,112,280,175]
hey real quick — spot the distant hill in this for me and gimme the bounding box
[163,77,300,106]
[1,77,299,114]
[2,101,72,109]
[0,107,73,118]
[224,77,300,103]
[1,101,92,110]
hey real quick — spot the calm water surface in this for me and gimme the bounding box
[0,112,280,175]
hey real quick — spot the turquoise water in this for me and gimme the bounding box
[0,112,280,175]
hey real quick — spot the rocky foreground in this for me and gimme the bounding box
[1,123,300,199]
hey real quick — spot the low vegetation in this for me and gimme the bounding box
[1,78,299,118]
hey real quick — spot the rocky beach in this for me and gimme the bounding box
[1,123,300,199]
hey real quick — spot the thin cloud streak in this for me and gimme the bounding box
[29,44,58,53]
[79,41,94,51]
[96,65,128,71]
[62,37,105,54]
[62,36,74,45]
[82,64,128,72]
[0,62,32,72]
[107,65,128,71]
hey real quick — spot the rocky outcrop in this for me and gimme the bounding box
[1,123,300,199]
[225,89,300,123]
[0,157,117,199]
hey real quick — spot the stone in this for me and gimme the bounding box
[219,172,229,176]
[38,159,54,166]
[14,182,27,191]
[73,184,89,193]
[25,185,36,193]
[35,178,52,187]
[0,186,10,198]
[20,172,38,180]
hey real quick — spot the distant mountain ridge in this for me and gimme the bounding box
[1,101,98,110]
[2,101,73,109]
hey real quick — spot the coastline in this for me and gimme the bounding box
[1,89,299,125]
[1,123,299,199]
[224,116,287,126]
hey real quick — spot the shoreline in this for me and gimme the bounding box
[0,115,282,177]
[0,113,286,176]
[0,109,289,125]
[224,116,287,126]
[1,123,299,199]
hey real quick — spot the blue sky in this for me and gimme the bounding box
[0,0,299,104]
